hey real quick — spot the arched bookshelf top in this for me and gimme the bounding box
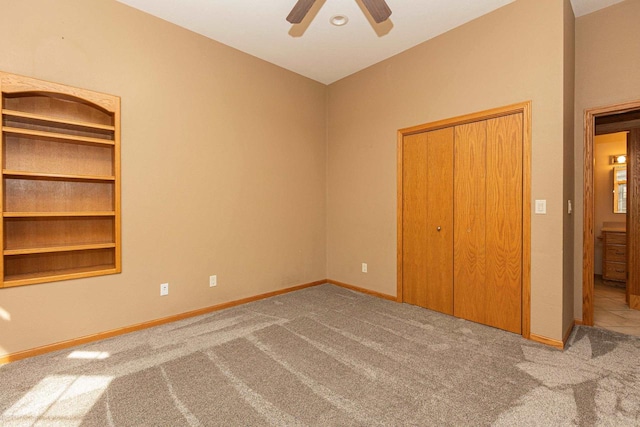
[0,72,118,116]
[3,92,114,127]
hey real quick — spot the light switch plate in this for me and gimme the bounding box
[535,200,546,214]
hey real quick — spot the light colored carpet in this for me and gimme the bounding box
[1,284,640,426]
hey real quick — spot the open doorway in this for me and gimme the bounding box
[583,101,640,334]
[593,131,632,334]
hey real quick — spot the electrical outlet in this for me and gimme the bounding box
[362,263,368,273]
[209,275,217,287]
[160,283,169,296]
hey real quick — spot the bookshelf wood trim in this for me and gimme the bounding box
[4,243,116,256]
[3,266,118,288]
[113,101,122,273]
[2,126,115,146]
[3,170,115,182]
[0,72,117,112]
[2,109,115,131]
[3,211,116,218]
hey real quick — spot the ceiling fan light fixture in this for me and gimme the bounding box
[330,15,349,26]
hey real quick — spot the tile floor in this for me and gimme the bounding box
[594,276,640,337]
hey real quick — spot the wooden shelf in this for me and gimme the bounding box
[3,265,118,288]
[1,71,121,287]
[3,170,115,183]
[4,211,116,218]
[2,109,115,131]
[4,243,116,256]
[2,126,115,146]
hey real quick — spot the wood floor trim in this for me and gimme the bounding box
[530,321,575,350]
[327,279,397,301]
[0,279,327,365]
[529,333,565,350]
[1,276,565,365]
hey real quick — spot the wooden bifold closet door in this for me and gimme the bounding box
[402,128,454,314]
[401,113,523,334]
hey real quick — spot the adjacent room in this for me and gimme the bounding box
[1,0,640,424]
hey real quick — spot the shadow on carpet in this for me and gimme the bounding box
[1,284,639,426]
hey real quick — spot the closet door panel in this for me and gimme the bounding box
[485,113,523,333]
[424,128,454,314]
[402,133,428,307]
[453,121,487,325]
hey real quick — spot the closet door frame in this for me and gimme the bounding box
[397,101,532,339]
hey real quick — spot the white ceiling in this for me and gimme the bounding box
[570,0,625,17]
[116,0,626,85]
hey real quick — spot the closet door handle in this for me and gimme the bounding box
[436,226,441,232]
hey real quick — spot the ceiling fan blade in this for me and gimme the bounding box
[286,0,317,24]
[360,0,392,23]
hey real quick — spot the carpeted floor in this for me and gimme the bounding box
[1,284,640,426]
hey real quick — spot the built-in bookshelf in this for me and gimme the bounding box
[0,72,121,287]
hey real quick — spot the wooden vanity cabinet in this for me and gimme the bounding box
[602,229,627,283]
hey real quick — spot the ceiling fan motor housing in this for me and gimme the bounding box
[286,0,392,25]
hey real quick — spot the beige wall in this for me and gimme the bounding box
[562,0,576,338]
[327,0,570,340]
[0,0,327,358]
[574,0,640,319]
[594,133,628,273]
[5,0,628,356]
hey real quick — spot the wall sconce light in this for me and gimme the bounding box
[610,154,627,164]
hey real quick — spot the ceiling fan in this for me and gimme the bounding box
[286,0,392,24]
